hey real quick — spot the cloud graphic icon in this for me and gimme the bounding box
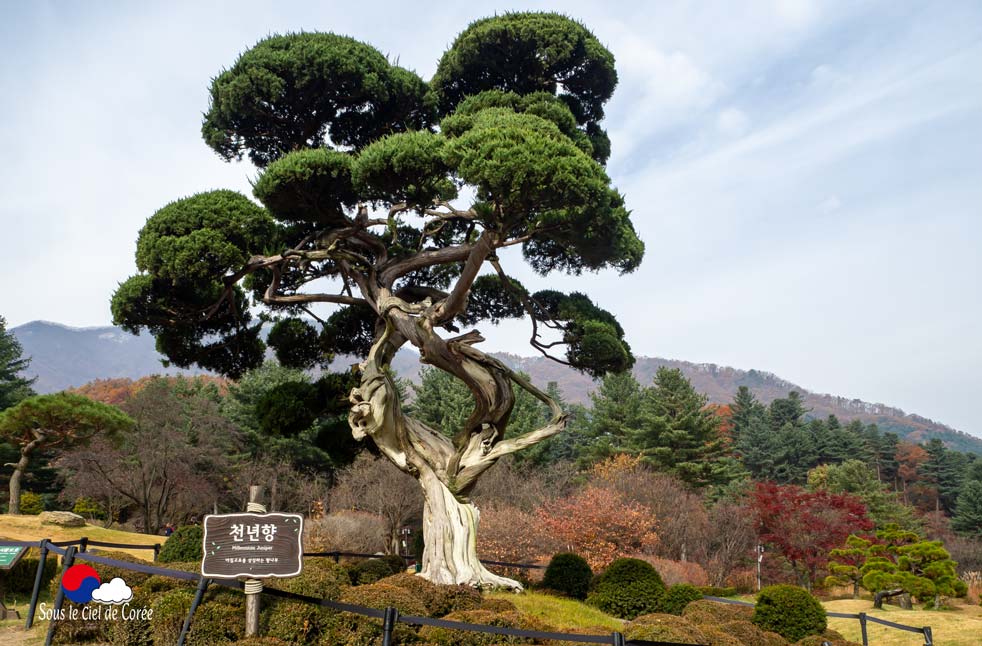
[91,577,133,604]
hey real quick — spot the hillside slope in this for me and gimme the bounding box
[12,321,981,453]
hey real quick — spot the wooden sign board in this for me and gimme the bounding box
[201,513,304,579]
[0,545,27,570]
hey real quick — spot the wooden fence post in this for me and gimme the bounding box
[244,485,264,637]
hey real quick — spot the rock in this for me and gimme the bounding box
[39,511,86,527]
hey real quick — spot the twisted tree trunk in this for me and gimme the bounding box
[347,291,567,590]
[5,430,45,515]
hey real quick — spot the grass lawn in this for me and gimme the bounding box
[488,590,625,631]
[824,599,982,646]
[0,514,161,561]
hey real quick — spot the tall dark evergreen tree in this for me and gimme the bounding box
[730,385,763,443]
[0,316,35,412]
[952,480,982,536]
[769,391,808,431]
[622,367,728,487]
[921,439,966,514]
[577,371,645,463]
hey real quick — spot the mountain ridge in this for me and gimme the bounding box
[11,320,981,454]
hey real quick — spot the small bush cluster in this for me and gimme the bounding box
[19,491,45,514]
[682,598,754,624]
[347,556,401,584]
[586,557,665,619]
[625,613,708,644]
[752,584,827,643]
[542,552,593,600]
[0,547,57,595]
[659,583,704,615]
[158,525,204,563]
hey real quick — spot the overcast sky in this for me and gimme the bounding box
[1,1,980,436]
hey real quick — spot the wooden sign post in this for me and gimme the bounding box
[200,486,304,637]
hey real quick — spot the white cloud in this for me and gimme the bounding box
[91,577,133,605]
[716,108,751,137]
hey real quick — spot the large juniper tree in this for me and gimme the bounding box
[111,13,642,589]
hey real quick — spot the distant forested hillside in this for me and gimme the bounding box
[12,320,981,454]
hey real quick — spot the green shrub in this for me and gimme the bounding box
[659,584,704,615]
[72,496,106,520]
[325,582,429,645]
[698,626,746,646]
[625,613,708,645]
[381,572,481,616]
[0,547,57,595]
[19,491,44,514]
[542,553,593,600]
[348,557,397,585]
[586,557,665,619]
[720,620,788,646]
[682,599,754,625]
[379,553,406,573]
[262,600,333,645]
[106,586,155,646]
[158,525,203,563]
[231,639,289,646]
[149,588,194,646]
[796,632,860,646]
[266,557,348,599]
[186,600,245,645]
[752,584,826,643]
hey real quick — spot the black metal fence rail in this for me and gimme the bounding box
[0,539,934,646]
[3,540,698,646]
[703,595,933,646]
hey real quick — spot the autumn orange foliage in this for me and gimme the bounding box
[72,374,228,404]
[538,485,659,570]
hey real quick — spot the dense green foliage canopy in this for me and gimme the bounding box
[113,12,643,385]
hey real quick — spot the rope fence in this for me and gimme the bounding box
[0,538,934,646]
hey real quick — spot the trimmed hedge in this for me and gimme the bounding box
[542,553,592,600]
[682,598,754,625]
[659,584,704,615]
[348,557,398,585]
[720,620,788,646]
[626,613,708,644]
[158,525,204,563]
[586,557,665,619]
[0,547,57,595]
[417,609,552,646]
[753,584,827,643]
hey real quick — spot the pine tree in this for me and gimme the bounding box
[622,367,728,486]
[769,391,807,431]
[921,439,965,514]
[952,480,982,536]
[578,371,645,463]
[736,412,780,480]
[0,316,35,412]
[730,386,763,443]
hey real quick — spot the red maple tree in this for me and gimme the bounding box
[752,481,872,589]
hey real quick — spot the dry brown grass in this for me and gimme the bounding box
[824,599,982,646]
[0,514,161,561]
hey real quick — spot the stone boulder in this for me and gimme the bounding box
[39,511,86,527]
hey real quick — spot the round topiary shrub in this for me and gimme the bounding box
[752,584,827,643]
[261,600,333,645]
[542,552,593,600]
[587,557,666,619]
[348,557,397,585]
[659,583,704,615]
[158,525,204,563]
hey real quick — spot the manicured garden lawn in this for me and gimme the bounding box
[824,599,982,646]
[0,514,161,560]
